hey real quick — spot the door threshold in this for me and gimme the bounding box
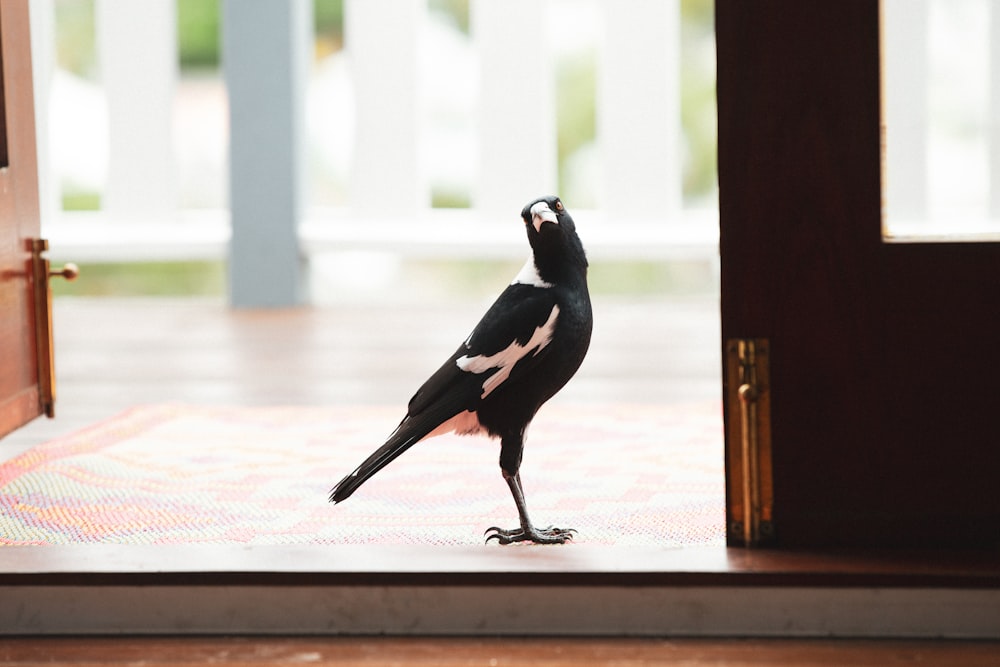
[1,544,998,637]
[1,543,999,587]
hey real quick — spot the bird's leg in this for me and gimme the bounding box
[485,471,576,545]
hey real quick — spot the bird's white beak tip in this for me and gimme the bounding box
[530,202,558,232]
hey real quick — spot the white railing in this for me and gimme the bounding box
[30,0,718,304]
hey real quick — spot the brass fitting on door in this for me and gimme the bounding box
[30,239,78,418]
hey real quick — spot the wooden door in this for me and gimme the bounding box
[0,0,46,439]
[717,1,1000,549]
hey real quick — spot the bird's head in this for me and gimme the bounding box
[522,196,563,232]
[520,195,588,283]
[520,195,579,235]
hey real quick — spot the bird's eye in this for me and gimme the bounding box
[554,201,564,212]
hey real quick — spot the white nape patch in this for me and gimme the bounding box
[511,257,553,288]
[530,201,558,232]
[426,410,484,439]
[456,304,560,398]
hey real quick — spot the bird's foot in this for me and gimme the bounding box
[484,524,576,545]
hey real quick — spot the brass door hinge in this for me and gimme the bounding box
[725,338,774,546]
[30,239,78,418]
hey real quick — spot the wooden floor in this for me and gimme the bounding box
[2,294,721,456]
[2,637,999,666]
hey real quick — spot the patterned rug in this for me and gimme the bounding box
[0,403,725,547]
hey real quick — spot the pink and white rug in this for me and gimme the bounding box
[0,403,725,547]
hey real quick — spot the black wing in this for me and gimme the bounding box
[407,283,560,416]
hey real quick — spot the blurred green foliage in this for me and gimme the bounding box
[176,0,344,67]
[51,261,226,298]
[54,0,96,76]
[431,189,473,209]
[52,258,713,299]
[177,0,220,68]
[314,0,345,57]
[680,0,717,202]
[430,0,470,34]
[418,258,715,299]
[61,191,100,211]
[556,49,597,201]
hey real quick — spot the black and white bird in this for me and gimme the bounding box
[329,195,592,544]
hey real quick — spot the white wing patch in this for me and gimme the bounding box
[456,304,560,398]
[511,257,553,288]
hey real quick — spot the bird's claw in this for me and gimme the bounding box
[484,525,576,545]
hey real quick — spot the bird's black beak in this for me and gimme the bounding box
[529,202,559,233]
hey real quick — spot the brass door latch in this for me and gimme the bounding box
[30,239,78,418]
[725,338,774,546]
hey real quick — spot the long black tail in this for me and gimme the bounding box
[329,412,449,504]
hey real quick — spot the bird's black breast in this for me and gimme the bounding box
[474,280,592,437]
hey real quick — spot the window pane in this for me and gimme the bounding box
[882,0,1000,240]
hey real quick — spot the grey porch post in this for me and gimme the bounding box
[223,0,310,307]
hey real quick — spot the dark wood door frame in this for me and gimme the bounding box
[717,0,1000,549]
